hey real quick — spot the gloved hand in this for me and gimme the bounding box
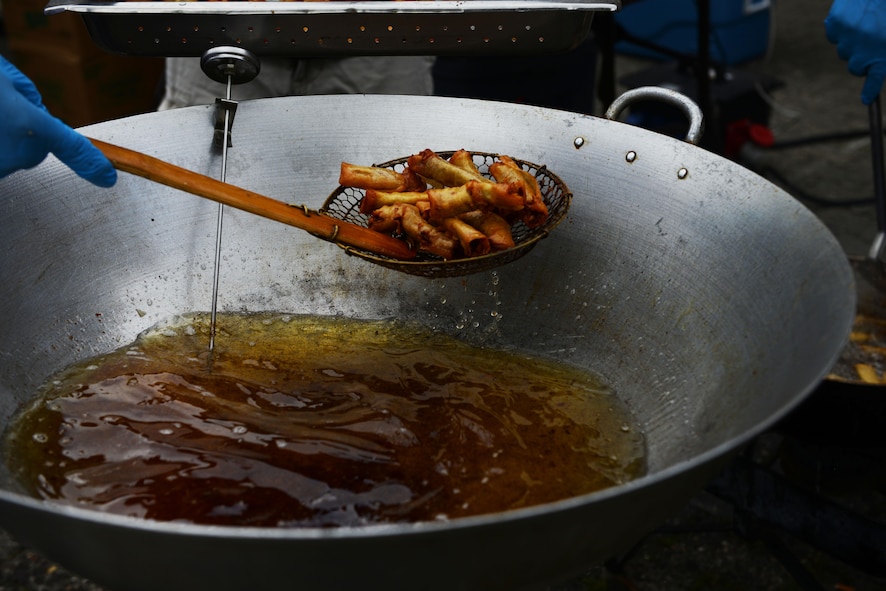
[826,0,886,105]
[0,56,116,186]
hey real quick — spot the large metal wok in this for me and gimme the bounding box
[0,94,854,590]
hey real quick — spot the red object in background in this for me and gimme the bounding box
[725,118,774,159]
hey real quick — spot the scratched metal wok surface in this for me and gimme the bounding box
[0,95,853,590]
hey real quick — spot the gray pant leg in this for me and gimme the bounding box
[291,56,435,95]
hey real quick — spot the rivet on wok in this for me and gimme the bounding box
[625,151,637,163]
[573,137,585,149]
[677,167,689,179]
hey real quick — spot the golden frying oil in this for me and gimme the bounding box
[5,313,645,527]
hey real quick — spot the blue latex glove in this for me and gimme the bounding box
[826,0,886,105]
[0,56,116,186]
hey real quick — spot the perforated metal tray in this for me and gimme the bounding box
[44,0,618,57]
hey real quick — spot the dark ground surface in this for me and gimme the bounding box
[2,1,886,590]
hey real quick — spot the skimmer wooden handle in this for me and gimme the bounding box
[90,138,417,261]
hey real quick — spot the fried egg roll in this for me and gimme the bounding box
[490,157,549,228]
[360,189,429,214]
[368,204,406,234]
[340,162,412,191]
[399,204,458,258]
[465,180,525,212]
[408,149,489,187]
[368,203,457,259]
[427,185,476,220]
[442,217,491,257]
[460,210,516,251]
[448,149,482,176]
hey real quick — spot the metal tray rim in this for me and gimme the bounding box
[46,0,620,16]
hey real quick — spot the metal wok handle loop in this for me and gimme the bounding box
[605,86,705,145]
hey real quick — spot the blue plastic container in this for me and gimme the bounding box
[614,0,772,66]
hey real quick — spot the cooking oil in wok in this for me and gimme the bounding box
[5,313,645,527]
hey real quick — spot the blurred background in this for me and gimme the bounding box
[0,0,164,127]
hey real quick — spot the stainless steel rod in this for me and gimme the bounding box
[208,75,234,357]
